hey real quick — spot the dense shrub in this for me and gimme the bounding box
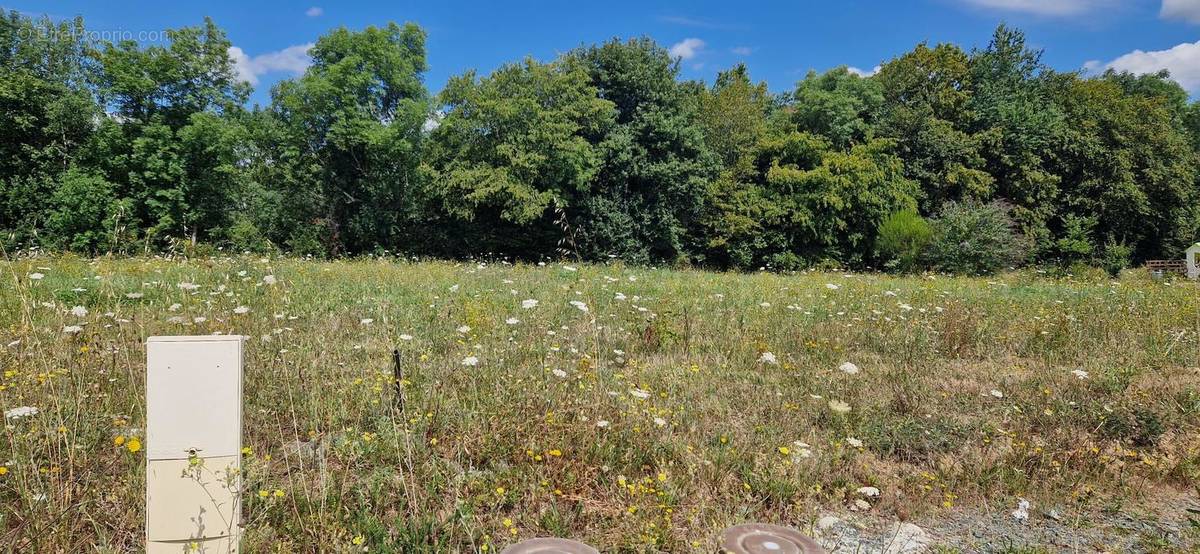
[925,200,1030,274]
[45,170,124,253]
[876,210,932,271]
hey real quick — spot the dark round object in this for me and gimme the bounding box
[500,538,601,554]
[718,523,825,554]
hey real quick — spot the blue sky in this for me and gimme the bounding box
[9,0,1200,105]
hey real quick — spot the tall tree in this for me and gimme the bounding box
[876,42,992,211]
[94,17,250,246]
[269,22,429,255]
[0,12,101,247]
[423,58,615,257]
[565,38,719,264]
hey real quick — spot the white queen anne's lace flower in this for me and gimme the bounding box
[758,352,778,365]
[5,406,39,419]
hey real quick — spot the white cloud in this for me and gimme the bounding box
[228,43,314,85]
[731,46,753,56]
[1161,0,1200,23]
[305,6,324,17]
[956,0,1113,16]
[847,65,881,77]
[1087,39,1200,91]
[668,38,705,61]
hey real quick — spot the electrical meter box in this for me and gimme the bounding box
[146,335,245,553]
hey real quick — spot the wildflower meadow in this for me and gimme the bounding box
[2,256,1199,551]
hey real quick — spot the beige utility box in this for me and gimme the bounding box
[146,335,245,553]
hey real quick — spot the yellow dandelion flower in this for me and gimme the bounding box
[114,435,126,447]
[258,490,269,498]
[547,449,562,457]
[125,438,142,453]
[778,446,790,455]
[352,535,364,545]
[0,466,8,476]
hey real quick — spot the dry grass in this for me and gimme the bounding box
[1,255,1198,552]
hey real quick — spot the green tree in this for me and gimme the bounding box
[423,58,615,257]
[876,42,993,211]
[967,25,1065,248]
[566,38,720,264]
[269,22,429,255]
[94,17,250,246]
[790,67,883,149]
[0,12,100,247]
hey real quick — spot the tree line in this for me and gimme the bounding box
[3,12,1199,273]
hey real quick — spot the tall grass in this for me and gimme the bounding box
[1,256,1197,551]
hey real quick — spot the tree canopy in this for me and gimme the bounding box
[3,14,1199,274]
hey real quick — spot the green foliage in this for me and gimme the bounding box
[567,38,720,264]
[926,200,1031,274]
[3,13,1200,274]
[45,170,124,252]
[424,58,614,257]
[268,22,430,255]
[1099,240,1133,277]
[876,210,932,271]
[790,67,883,149]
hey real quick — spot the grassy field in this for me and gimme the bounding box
[1,256,1199,552]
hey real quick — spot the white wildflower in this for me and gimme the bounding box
[461,355,479,367]
[457,325,471,334]
[360,318,373,325]
[596,420,610,428]
[70,305,88,317]
[653,417,667,427]
[125,292,144,299]
[1071,369,1089,380]
[505,317,520,325]
[521,299,539,309]
[262,275,277,285]
[399,334,414,341]
[62,325,83,334]
[5,406,39,419]
[28,272,44,280]
[629,388,650,400]
[552,369,568,378]
[825,283,839,290]
[233,306,250,314]
[828,399,852,414]
[857,486,881,497]
[839,361,860,374]
[1012,499,1030,523]
[846,437,863,448]
[990,389,1004,399]
[758,352,778,365]
[569,300,589,312]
